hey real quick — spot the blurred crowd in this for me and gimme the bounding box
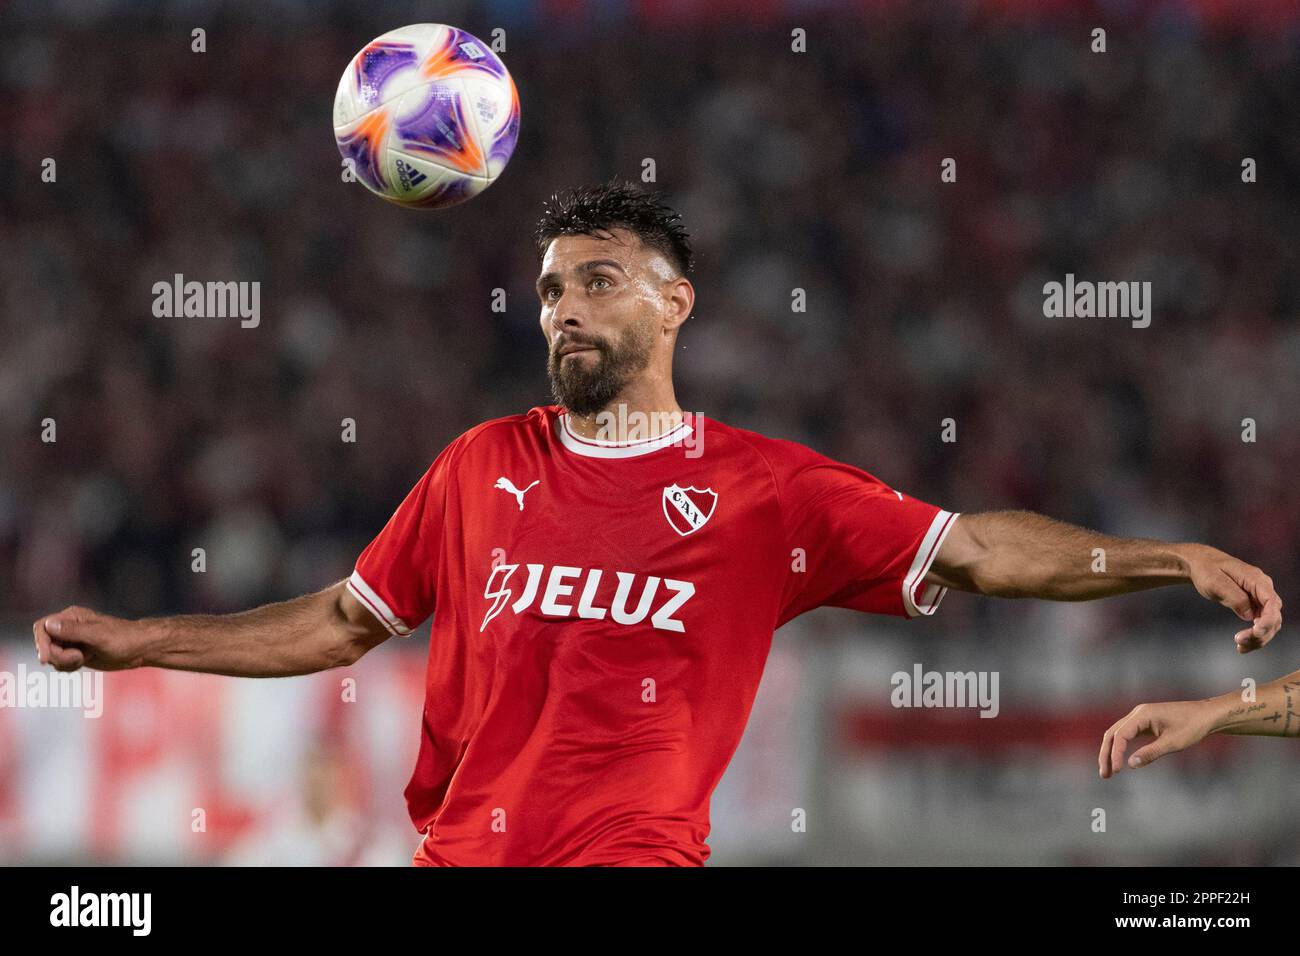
[2,1,1298,646]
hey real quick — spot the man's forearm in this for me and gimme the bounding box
[138,583,360,677]
[949,510,1193,600]
[1204,669,1300,738]
[932,510,1282,651]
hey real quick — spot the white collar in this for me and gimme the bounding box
[556,412,695,459]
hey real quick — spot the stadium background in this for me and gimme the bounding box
[1,0,1298,864]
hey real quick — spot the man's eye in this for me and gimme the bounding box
[543,287,560,300]
[591,277,610,290]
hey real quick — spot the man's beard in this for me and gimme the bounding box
[548,322,654,417]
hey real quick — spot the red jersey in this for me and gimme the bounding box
[347,405,958,866]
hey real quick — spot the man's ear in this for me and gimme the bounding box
[663,277,695,332]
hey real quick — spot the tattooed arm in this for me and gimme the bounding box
[1210,672,1300,737]
[1098,668,1300,778]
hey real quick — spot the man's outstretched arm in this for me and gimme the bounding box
[31,579,392,677]
[925,511,1283,652]
[1098,667,1300,778]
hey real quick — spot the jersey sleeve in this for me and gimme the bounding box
[347,436,463,637]
[770,442,959,625]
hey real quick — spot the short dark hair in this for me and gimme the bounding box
[533,179,694,276]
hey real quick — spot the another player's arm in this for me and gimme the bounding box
[924,511,1282,652]
[31,580,392,677]
[1098,667,1300,777]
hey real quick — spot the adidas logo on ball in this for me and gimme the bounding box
[395,158,427,191]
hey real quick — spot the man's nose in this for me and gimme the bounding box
[549,294,584,332]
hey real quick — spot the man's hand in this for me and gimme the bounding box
[1097,700,1220,778]
[33,606,148,673]
[1182,544,1283,653]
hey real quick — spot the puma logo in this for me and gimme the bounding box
[494,477,540,511]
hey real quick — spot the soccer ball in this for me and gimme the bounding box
[333,24,520,209]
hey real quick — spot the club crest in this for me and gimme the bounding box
[662,484,717,536]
